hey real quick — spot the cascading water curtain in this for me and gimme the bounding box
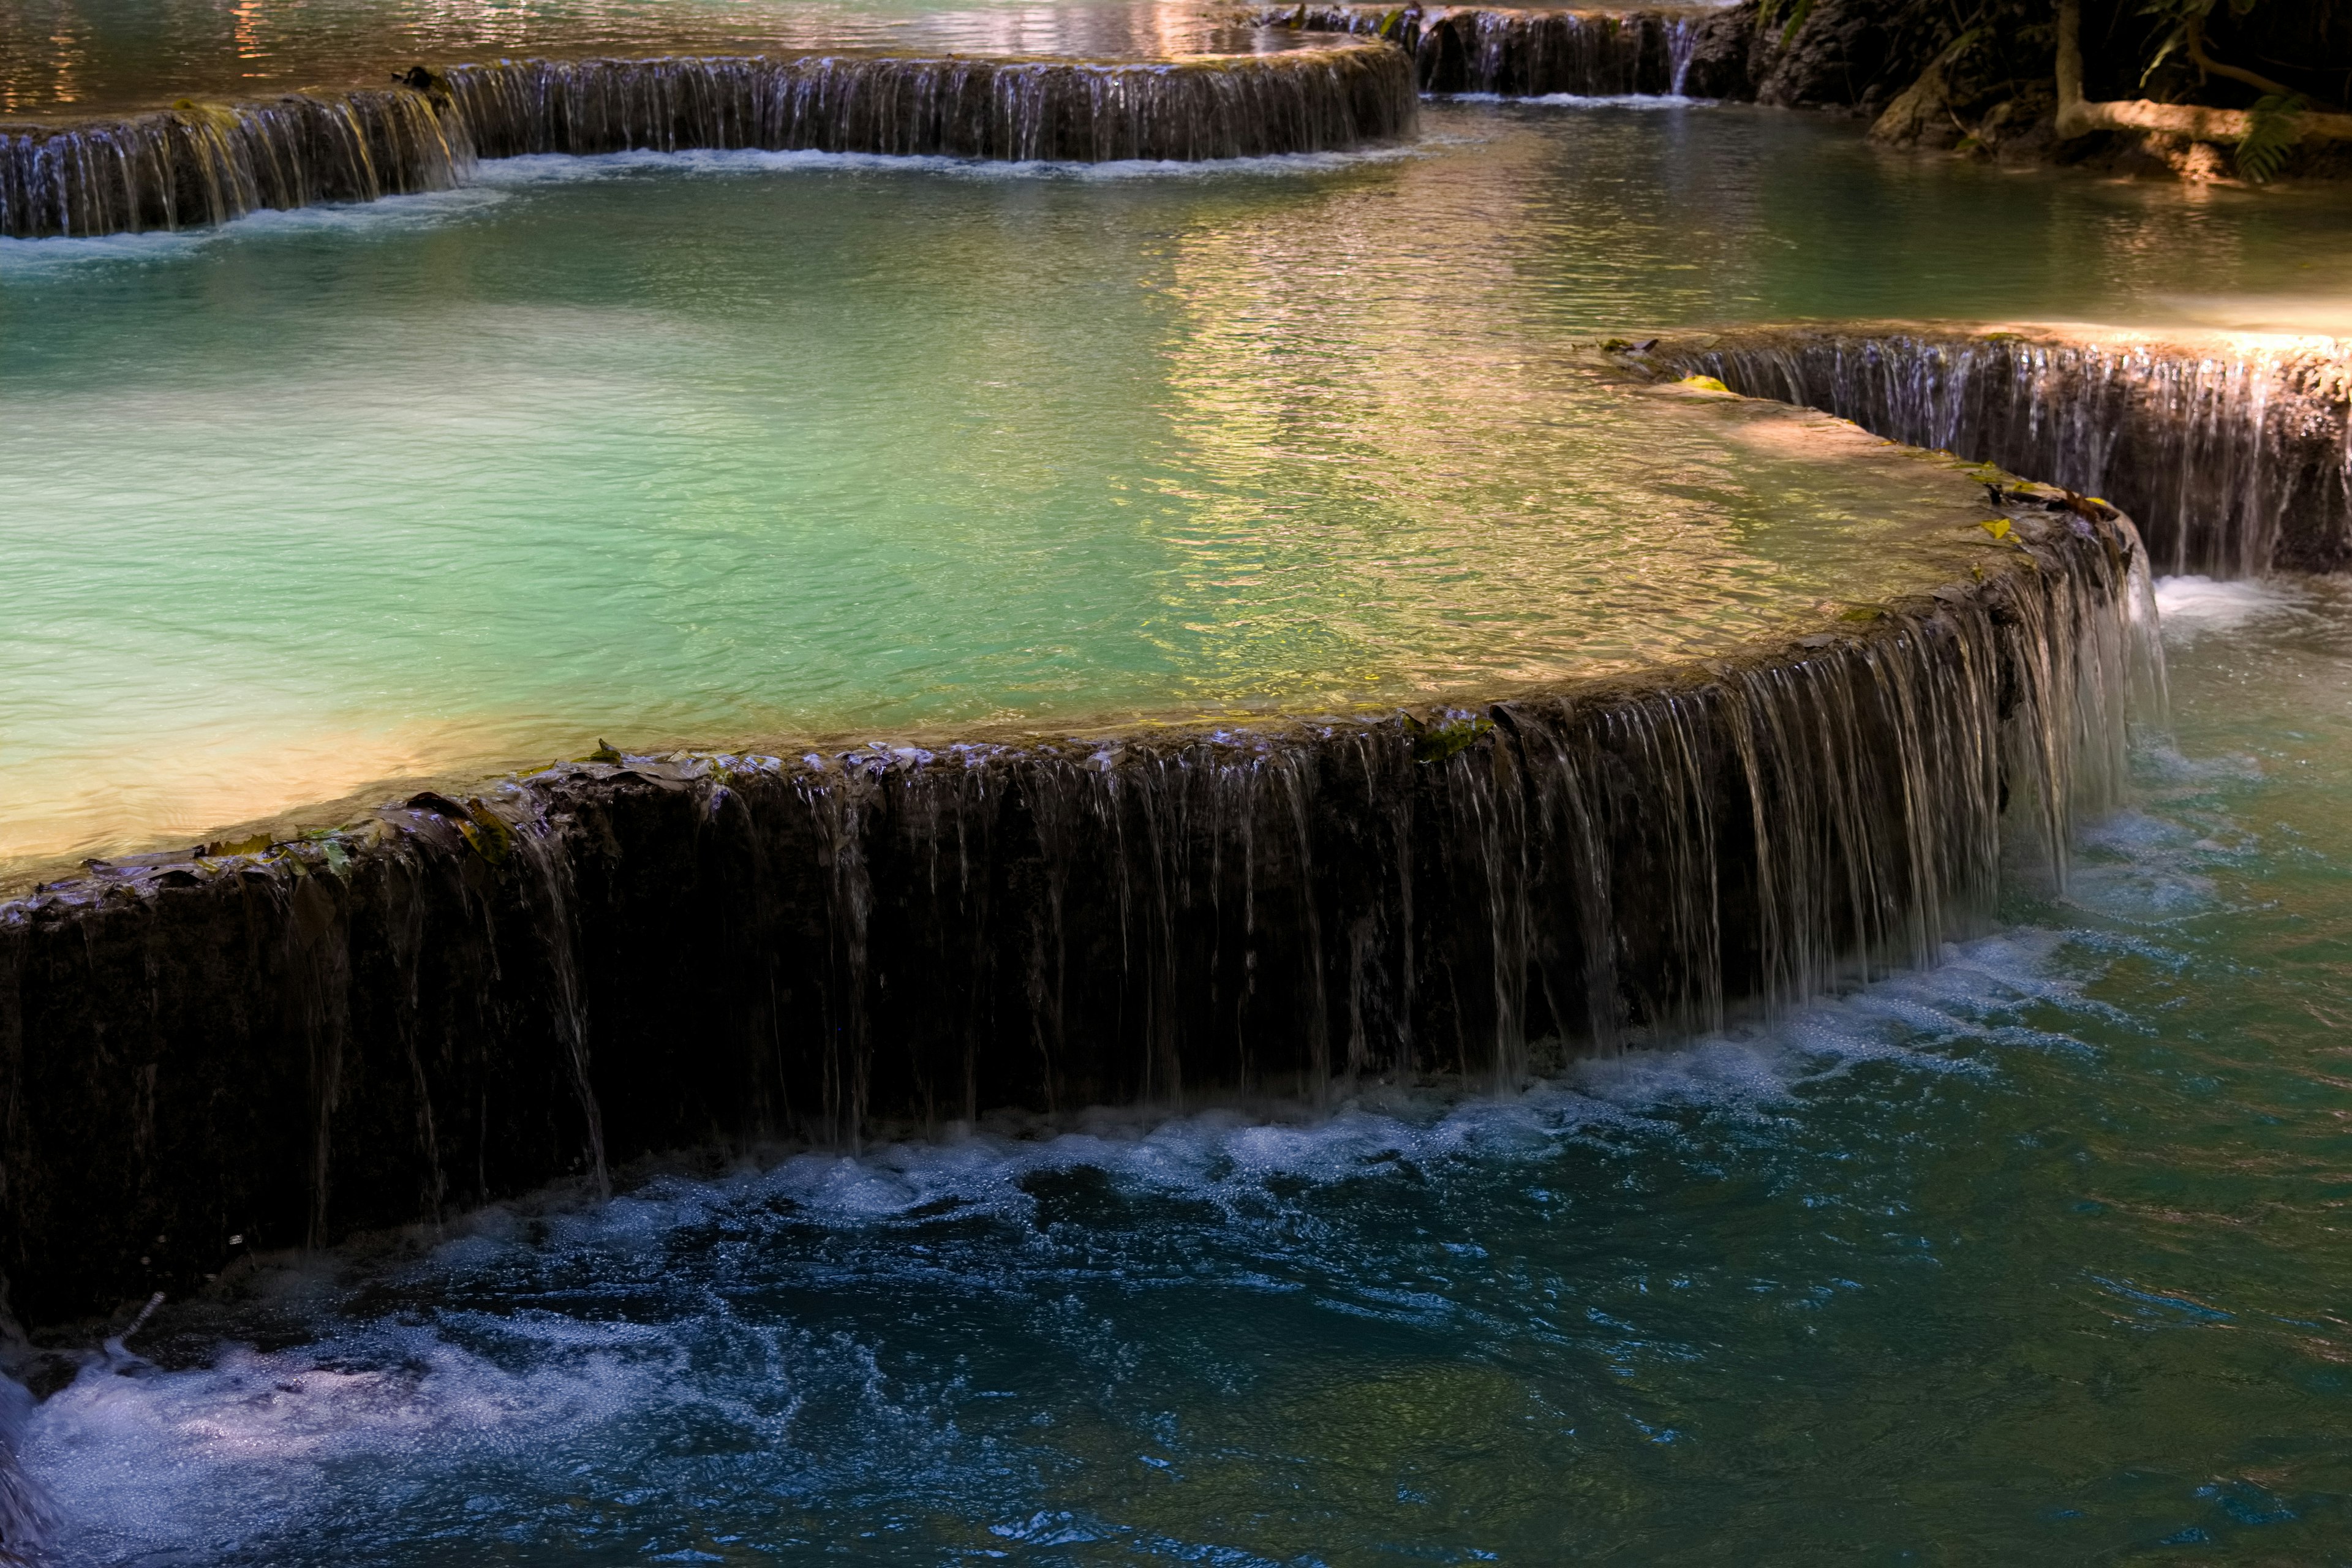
[1,45,1416,236]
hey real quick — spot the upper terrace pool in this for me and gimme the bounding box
[6,89,2348,876]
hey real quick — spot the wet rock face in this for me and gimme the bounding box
[1747,0,1901,112]
[0,517,2138,1329]
[437,47,1419,163]
[0,88,466,239]
[1679,9,1755,100]
[1658,329,2352,575]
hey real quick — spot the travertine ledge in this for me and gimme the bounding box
[2,42,1417,238]
[0,455,2143,1327]
[1634,323,2352,575]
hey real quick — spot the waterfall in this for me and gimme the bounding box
[0,510,2149,1327]
[439,48,1417,163]
[1457,9,1665,97]
[0,45,1417,239]
[1265,6,1703,97]
[1667,18,1700,95]
[0,88,467,240]
[1653,328,2352,575]
[0,1373,52,1566]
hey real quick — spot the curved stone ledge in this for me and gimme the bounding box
[1261,5,1746,98]
[0,469,2143,1327]
[0,42,1417,239]
[1637,324,2352,576]
[0,87,464,241]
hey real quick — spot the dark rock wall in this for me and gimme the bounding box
[1681,8,1756,100]
[1,513,2140,1329]
[1746,0,1901,111]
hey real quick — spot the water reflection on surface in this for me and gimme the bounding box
[5,67,2351,876]
[2,111,2087,872]
[0,0,1267,114]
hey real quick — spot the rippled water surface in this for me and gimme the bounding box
[8,92,2352,870]
[0,0,1281,115]
[20,581,2352,1562]
[0,132,2113,864]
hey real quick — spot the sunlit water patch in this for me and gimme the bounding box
[0,0,1285,116]
[0,113,2007,872]
[12,578,2351,1561]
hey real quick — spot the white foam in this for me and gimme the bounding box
[1438,92,1713,109]
[2152,573,2296,636]
[0,186,510,276]
[26,1320,715,1562]
[0,229,209,273]
[467,140,1428,188]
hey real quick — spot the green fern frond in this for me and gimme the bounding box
[2236,92,2306,184]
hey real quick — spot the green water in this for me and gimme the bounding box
[8,100,2352,871]
[0,123,2006,870]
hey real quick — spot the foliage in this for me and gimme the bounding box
[2135,0,2295,94]
[2138,0,2262,24]
[2235,92,2308,181]
[1408,712,1493,765]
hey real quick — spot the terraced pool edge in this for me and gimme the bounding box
[0,403,2144,1327]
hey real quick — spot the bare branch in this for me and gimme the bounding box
[2185,13,2301,101]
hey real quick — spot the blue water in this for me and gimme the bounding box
[19,576,2352,1562]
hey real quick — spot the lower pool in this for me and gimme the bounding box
[9,573,2348,1562]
